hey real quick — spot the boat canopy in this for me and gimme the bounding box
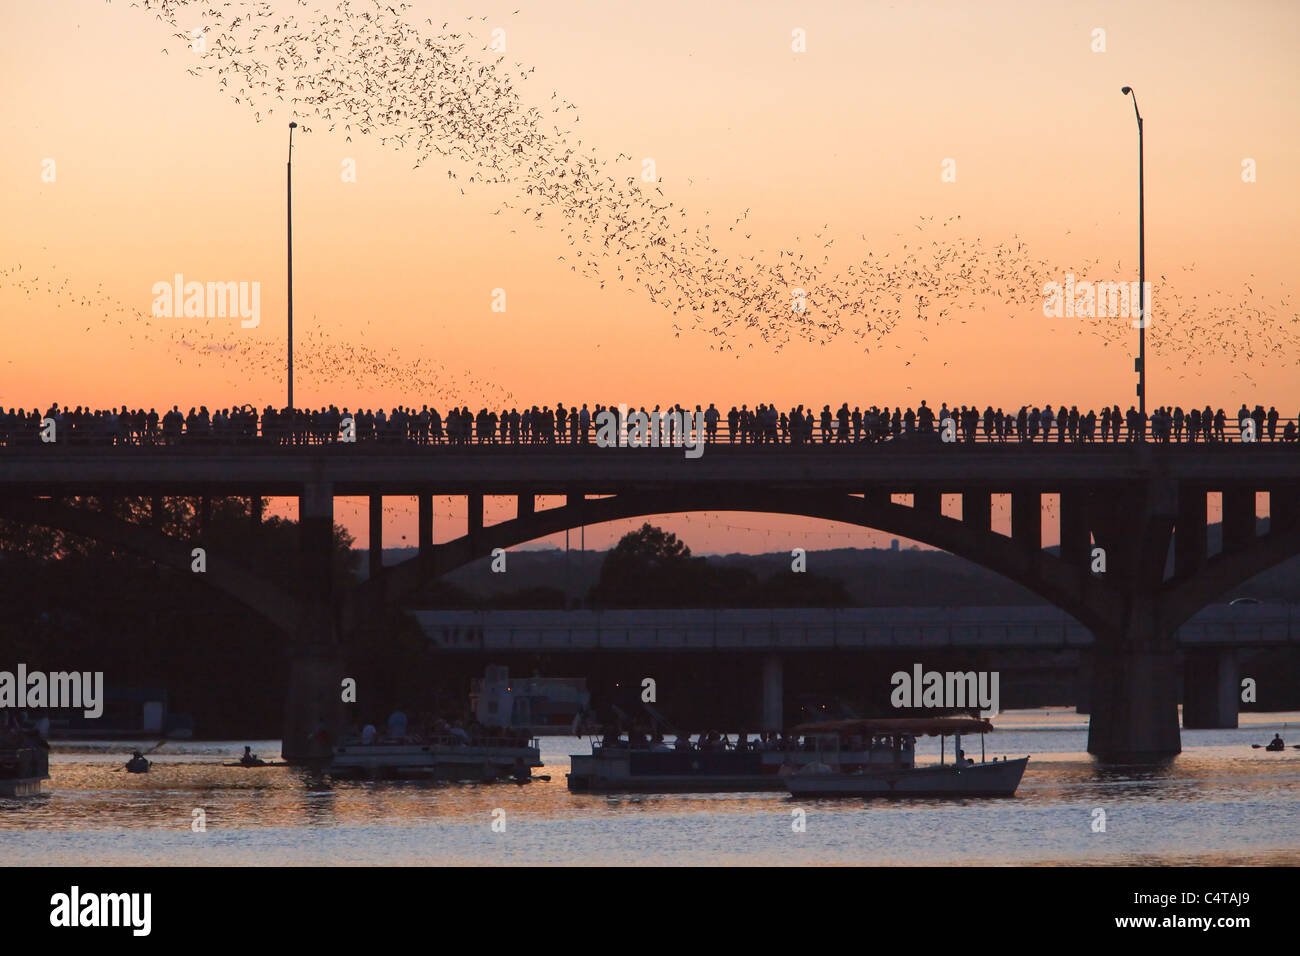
[793,717,993,736]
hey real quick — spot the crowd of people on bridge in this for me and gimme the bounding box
[1,401,1296,447]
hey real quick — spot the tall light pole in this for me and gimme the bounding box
[1121,87,1145,416]
[287,121,297,412]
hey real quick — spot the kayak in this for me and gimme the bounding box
[222,761,286,767]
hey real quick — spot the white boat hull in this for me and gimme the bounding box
[0,777,46,798]
[785,757,1029,798]
[567,748,884,793]
[1,745,50,797]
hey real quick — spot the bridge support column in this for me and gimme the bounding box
[1059,489,1091,571]
[284,482,344,764]
[1175,486,1207,578]
[1222,488,1255,554]
[249,495,263,529]
[1086,602,1181,760]
[1012,491,1041,557]
[914,489,941,517]
[419,494,434,559]
[368,495,383,578]
[283,641,345,765]
[761,654,783,732]
[299,483,335,606]
[468,493,484,537]
[1271,484,1299,533]
[1074,649,1092,714]
[1087,645,1181,760]
[1182,648,1239,729]
[962,490,991,533]
[1084,478,1182,760]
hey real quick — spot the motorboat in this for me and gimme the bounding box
[567,730,882,793]
[783,717,1028,798]
[329,732,541,781]
[0,721,50,797]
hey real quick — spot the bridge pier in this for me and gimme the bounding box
[1086,595,1182,760]
[1087,645,1182,761]
[283,482,345,764]
[761,653,783,731]
[1182,648,1239,729]
[1074,649,1092,714]
[282,640,345,765]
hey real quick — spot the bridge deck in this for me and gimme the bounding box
[416,605,1300,652]
[3,443,1299,495]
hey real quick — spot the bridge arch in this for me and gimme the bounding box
[0,497,303,634]
[351,489,1120,634]
[1164,524,1300,630]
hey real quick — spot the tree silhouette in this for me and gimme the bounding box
[588,523,700,607]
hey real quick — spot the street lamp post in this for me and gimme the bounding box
[287,122,297,413]
[1121,87,1145,416]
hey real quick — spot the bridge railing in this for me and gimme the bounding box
[1,413,1297,449]
[417,606,1300,652]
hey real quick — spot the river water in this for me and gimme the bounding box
[4,709,1299,866]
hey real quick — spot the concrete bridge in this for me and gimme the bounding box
[417,604,1300,654]
[2,439,1298,761]
[418,603,1298,732]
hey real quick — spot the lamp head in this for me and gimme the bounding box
[289,121,298,128]
[1121,86,1132,95]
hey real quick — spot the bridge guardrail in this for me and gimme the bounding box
[2,414,1298,449]
[414,606,1298,652]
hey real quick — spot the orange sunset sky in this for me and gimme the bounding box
[1,0,1297,555]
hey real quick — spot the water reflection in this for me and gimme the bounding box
[3,715,1299,865]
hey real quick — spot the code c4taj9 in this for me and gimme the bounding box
[1134,892,1250,908]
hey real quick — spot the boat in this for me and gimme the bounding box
[566,729,886,793]
[471,665,596,736]
[328,732,542,781]
[782,717,1029,798]
[0,720,50,797]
